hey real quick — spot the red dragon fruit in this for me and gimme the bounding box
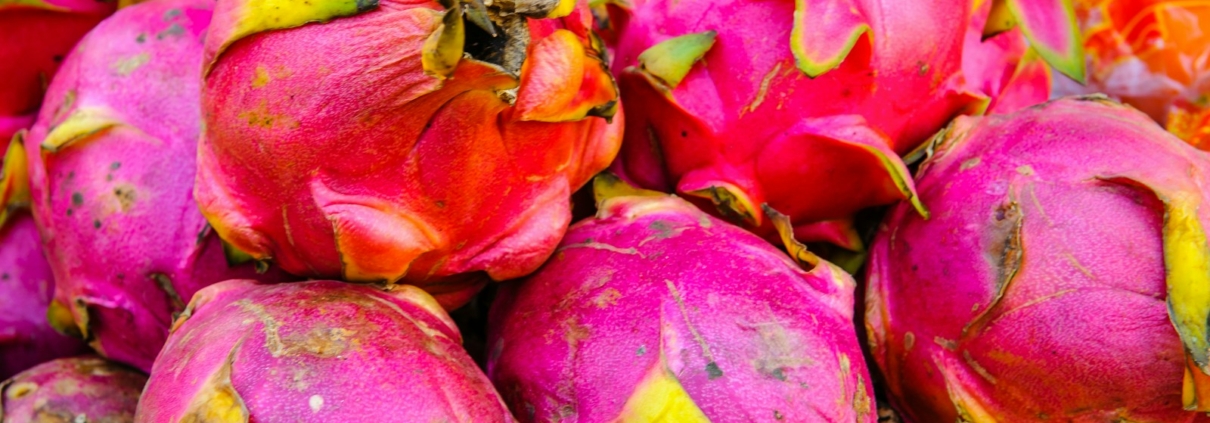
[1053,0,1210,149]
[487,175,875,422]
[605,0,1051,252]
[1,0,116,134]
[136,279,514,422]
[195,0,622,309]
[0,135,89,380]
[1,355,146,422]
[22,0,286,373]
[866,96,1210,422]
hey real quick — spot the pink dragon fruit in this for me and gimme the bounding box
[0,132,89,380]
[22,0,286,373]
[1,0,116,133]
[978,0,1086,82]
[0,214,90,381]
[866,96,1210,422]
[487,175,875,422]
[136,279,514,422]
[1,355,146,422]
[195,0,622,309]
[963,0,1054,116]
[605,0,1050,252]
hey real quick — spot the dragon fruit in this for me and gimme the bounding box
[1,0,115,133]
[1054,0,1210,149]
[487,175,875,422]
[136,279,514,422]
[963,0,1054,115]
[22,0,286,373]
[866,96,1210,422]
[605,0,1049,252]
[0,131,89,380]
[978,0,1085,82]
[1,355,145,423]
[195,0,622,309]
[0,214,90,381]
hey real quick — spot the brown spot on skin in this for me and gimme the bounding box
[52,379,79,396]
[960,157,980,171]
[963,200,1024,338]
[745,319,814,381]
[114,184,136,212]
[252,65,270,88]
[934,337,958,351]
[592,288,621,308]
[111,52,150,76]
[853,374,872,423]
[903,332,915,352]
[564,317,590,349]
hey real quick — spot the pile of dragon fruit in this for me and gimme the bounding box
[5,0,1210,420]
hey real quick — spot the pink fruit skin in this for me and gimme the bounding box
[1,355,146,422]
[196,0,622,309]
[962,0,1052,115]
[0,0,115,125]
[488,193,875,422]
[866,96,1210,422]
[136,279,514,422]
[23,0,287,373]
[607,0,1027,246]
[0,214,89,381]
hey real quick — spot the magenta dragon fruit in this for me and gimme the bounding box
[866,96,1210,422]
[1,355,146,423]
[487,176,875,422]
[22,0,286,373]
[195,0,622,309]
[604,0,1052,251]
[0,135,88,381]
[0,214,89,381]
[1,0,116,135]
[136,279,513,422]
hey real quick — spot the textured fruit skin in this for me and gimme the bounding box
[0,214,89,380]
[607,0,1032,246]
[0,355,146,423]
[136,279,514,422]
[488,193,875,422]
[866,96,1210,422]
[0,0,114,128]
[196,0,622,309]
[22,0,285,373]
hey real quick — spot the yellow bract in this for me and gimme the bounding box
[613,363,710,423]
[1162,192,1210,410]
[40,107,123,153]
[637,31,716,89]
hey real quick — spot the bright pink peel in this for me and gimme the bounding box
[488,180,875,422]
[23,0,287,372]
